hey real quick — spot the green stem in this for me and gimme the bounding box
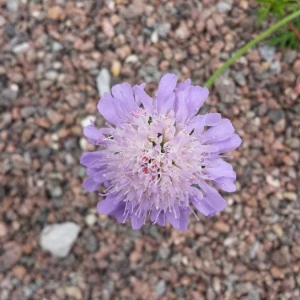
[204,9,300,88]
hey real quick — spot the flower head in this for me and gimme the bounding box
[81,74,241,231]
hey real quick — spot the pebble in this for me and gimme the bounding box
[151,31,159,43]
[213,221,230,233]
[111,60,121,77]
[80,115,96,128]
[65,286,83,300]
[7,0,19,11]
[96,68,111,97]
[259,45,275,62]
[217,1,232,13]
[155,280,166,296]
[125,54,139,63]
[282,192,297,201]
[40,222,81,258]
[47,6,62,20]
[13,43,30,54]
[12,265,27,280]
[85,214,97,227]
[0,222,7,237]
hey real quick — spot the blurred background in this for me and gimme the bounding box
[0,0,300,299]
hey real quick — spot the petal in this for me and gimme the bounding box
[185,86,209,118]
[97,194,121,215]
[111,83,139,115]
[175,90,189,123]
[83,124,102,145]
[131,212,146,230]
[213,134,242,153]
[110,202,127,223]
[200,119,235,142]
[166,209,180,229]
[176,78,191,92]
[97,92,121,125]
[83,178,100,192]
[156,73,177,112]
[203,159,236,180]
[198,181,227,216]
[133,84,153,110]
[213,177,236,192]
[80,151,102,167]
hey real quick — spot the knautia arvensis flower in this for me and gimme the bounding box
[81,74,241,231]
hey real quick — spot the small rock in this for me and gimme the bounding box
[96,68,111,97]
[215,74,235,103]
[12,265,27,280]
[21,107,36,118]
[0,222,7,237]
[85,235,99,253]
[80,115,96,128]
[282,192,297,201]
[272,246,291,268]
[125,54,138,63]
[272,224,283,237]
[155,23,171,38]
[266,175,280,188]
[52,42,64,52]
[217,1,232,13]
[175,22,190,40]
[13,43,30,54]
[102,18,115,38]
[213,221,230,233]
[247,290,261,300]
[65,286,82,300]
[7,0,19,11]
[259,45,275,62]
[0,16,6,27]
[111,60,121,77]
[40,222,81,258]
[47,6,62,20]
[283,50,297,63]
[151,31,159,43]
[269,61,281,74]
[270,266,285,279]
[85,214,97,227]
[0,242,22,273]
[50,186,63,198]
[155,280,166,296]
[268,109,284,123]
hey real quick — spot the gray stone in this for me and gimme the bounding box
[268,109,284,123]
[259,45,275,62]
[155,23,171,38]
[7,0,19,12]
[155,280,166,296]
[96,68,111,97]
[283,50,297,64]
[217,1,232,13]
[270,61,281,74]
[232,71,246,86]
[248,290,261,300]
[50,186,63,198]
[40,222,81,258]
[52,42,64,52]
[13,43,30,54]
[215,74,235,103]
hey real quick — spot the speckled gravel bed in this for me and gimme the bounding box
[0,0,300,299]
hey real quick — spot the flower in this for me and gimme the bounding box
[81,74,241,231]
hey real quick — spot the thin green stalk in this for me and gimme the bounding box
[204,9,300,88]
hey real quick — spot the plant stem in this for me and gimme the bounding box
[204,9,300,88]
[288,21,300,41]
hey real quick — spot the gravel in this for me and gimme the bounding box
[1,0,300,299]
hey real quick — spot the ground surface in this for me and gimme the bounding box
[0,0,300,299]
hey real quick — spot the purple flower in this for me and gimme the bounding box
[81,74,241,231]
